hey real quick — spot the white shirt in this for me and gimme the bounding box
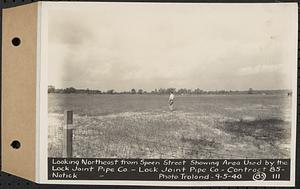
[169,93,175,101]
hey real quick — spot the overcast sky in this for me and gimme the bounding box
[46,3,297,91]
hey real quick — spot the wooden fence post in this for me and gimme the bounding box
[63,110,74,157]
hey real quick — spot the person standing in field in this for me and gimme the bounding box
[168,91,175,111]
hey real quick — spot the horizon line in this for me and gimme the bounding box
[48,86,292,92]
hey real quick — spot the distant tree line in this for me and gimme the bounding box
[48,85,291,95]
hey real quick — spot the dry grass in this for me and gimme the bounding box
[48,107,291,159]
[48,94,292,158]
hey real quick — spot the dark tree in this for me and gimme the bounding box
[107,89,114,94]
[48,85,55,93]
[137,89,143,94]
[64,87,76,94]
[248,88,253,94]
[131,89,136,94]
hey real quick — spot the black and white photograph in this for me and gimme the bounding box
[46,2,297,161]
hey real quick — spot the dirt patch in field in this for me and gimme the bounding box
[222,118,290,144]
[216,118,291,158]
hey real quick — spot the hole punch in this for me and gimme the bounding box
[11,37,21,46]
[10,140,21,149]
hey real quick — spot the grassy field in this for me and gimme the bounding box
[48,94,292,159]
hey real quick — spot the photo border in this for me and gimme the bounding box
[39,1,298,187]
